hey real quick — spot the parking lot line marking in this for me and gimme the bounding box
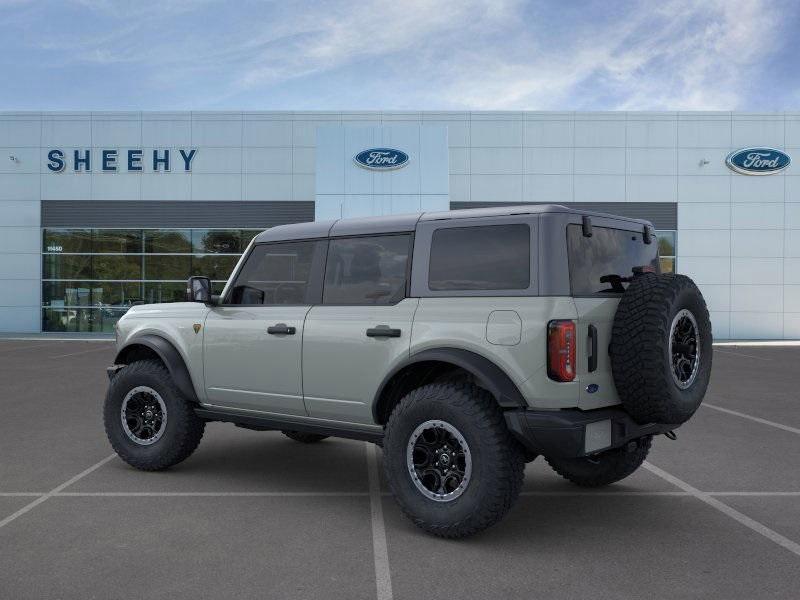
[0,493,44,497]
[54,492,370,497]
[713,348,772,361]
[702,403,800,436]
[49,345,114,359]
[520,491,690,496]
[366,443,393,600]
[0,454,115,531]
[714,341,800,347]
[644,462,800,558]
[708,492,800,497]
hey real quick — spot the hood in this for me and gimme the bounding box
[122,302,209,319]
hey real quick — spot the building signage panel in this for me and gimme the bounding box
[725,147,790,175]
[353,148,409,170]
[46,148,197,173]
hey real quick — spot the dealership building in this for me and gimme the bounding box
[0,110,798,339]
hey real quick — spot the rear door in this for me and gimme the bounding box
[302,234,416,425]
[566,221,659,409]
[203,240,325,415]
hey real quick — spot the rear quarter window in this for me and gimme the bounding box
[567,224,659,295]
[428,224,530,291]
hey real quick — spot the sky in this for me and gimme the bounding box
[1,0,798,111]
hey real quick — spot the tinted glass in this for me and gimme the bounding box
[43,307,124,333]
[567,225,660,295]
[143,255,191,280]
[43,281,142,307]
[657,231,676,256]
[144,230,191,253]
[93,255,143,280]
[192,229,241,254]
[240,230,261,248]
[323,235,410,305]
[43,229,91,253]
[659,257,675,273]
[229,241,318,305]
[428,225,530,291]
[43,254,93,279]
[144,282,187,304]
[191,255,239,280]
[93,230,142,253]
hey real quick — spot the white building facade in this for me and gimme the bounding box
[0,110,798,339]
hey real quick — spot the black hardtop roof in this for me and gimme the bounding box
[252,204,651,244]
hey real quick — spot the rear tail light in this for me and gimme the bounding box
[547,320,576,382]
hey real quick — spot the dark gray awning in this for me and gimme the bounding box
[42,200,314,228]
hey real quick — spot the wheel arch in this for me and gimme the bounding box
[114,334,199,403]
[372,347,527,424]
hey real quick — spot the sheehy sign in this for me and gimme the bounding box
[46,148,197,172]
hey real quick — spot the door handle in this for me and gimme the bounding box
[366,325,402,338]
[587,324,598,372]
[267,323,296,335]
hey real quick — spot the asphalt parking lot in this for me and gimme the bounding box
[1,340,799,599]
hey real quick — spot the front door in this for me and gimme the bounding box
[302,233,416,424]
[203,239,325,415]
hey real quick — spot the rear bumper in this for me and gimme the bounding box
[504,406,676,459]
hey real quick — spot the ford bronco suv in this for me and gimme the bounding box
[104,204,712,538]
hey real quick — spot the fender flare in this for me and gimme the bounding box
[372,347,527,421]
[115,334,199,403]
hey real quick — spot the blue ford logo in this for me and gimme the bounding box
[354,148,409,170]
[726,147,790,175]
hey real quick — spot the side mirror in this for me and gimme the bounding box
[187,276,213,304]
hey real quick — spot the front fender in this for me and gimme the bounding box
[115,334,199,403]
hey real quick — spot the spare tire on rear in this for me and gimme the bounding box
[609,273,712,425]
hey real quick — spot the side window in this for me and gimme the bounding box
[323,235,410,305]
[428,224,530,291]
[227,241,320,305]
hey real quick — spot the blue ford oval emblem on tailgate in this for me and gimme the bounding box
[725,147,790,175]
[354,148,409,170]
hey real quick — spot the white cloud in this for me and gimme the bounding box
[236,1,520,89]
[2,0,793,109]
[427,0,785,110]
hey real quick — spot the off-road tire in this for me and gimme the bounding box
[104,359,205,471]
[281,430,329,443]
[545,435,652,487]
[383,380,524,538]
[610,273,712,425]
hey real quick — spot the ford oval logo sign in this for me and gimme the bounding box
[726,147,790,175]
[354,148,409,170]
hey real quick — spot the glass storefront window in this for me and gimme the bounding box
[43,281,143,308]
[144,255,192,280]
[43,254,93,279]
[144,230,192,253]
[241,230,260,249]
[143,282,187,304]
[191,255,240,280]
[192,229,242,254]
[93,229,142,253]
[92,255,143,280]
[42,227,263,330]
[43,307,126,333]
[657,231,675,257]
[43,229,92,253]
[656,230,677,273]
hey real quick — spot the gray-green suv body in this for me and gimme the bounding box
[104,204,712,537]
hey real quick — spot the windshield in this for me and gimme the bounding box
[566,224,659,295]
